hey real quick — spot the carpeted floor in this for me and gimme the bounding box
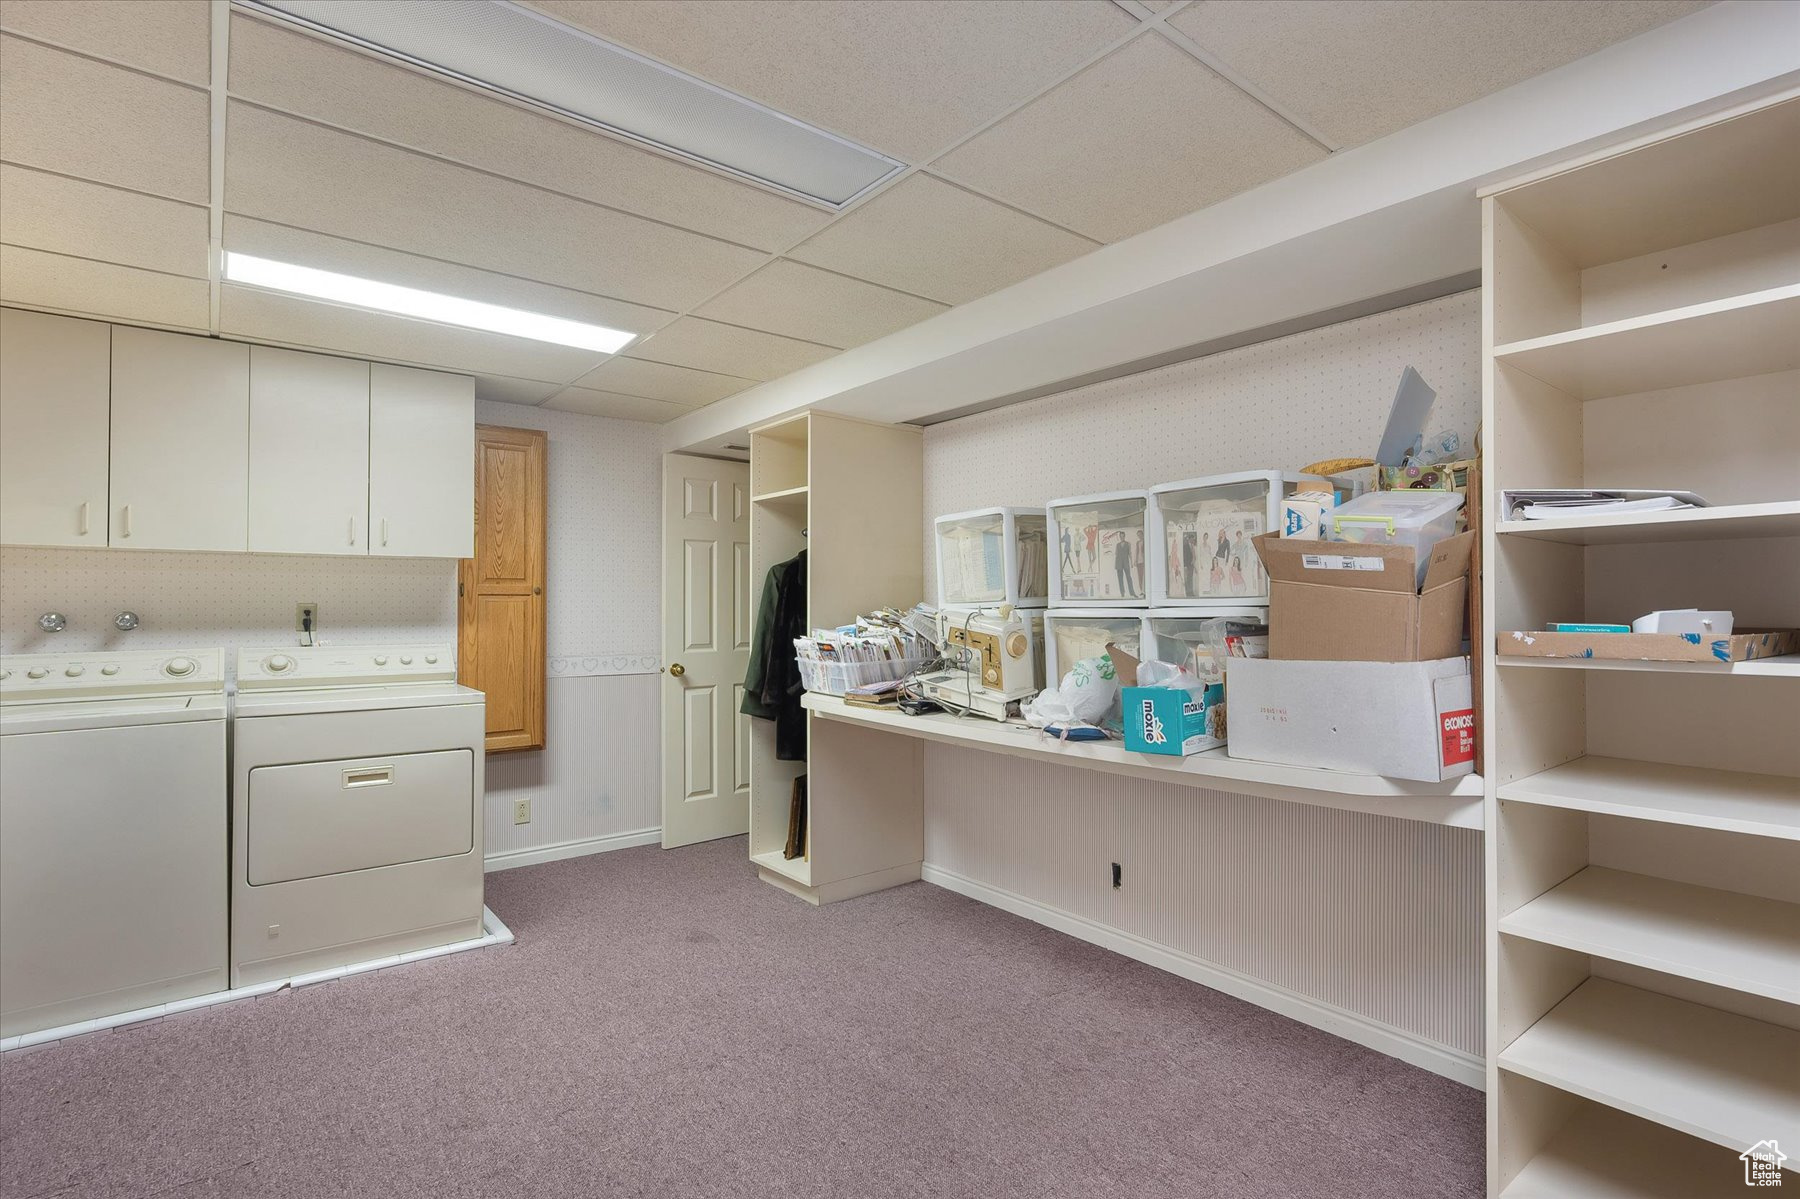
[0,838,1483,1198]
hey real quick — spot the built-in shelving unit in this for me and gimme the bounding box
[1482,93,1800,1196]
[746,411,926,905]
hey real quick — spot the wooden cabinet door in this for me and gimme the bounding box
[109,326,249,552]
[459,426,545,753]
[0,309,110,547]
[370,363,474,558]
[248,346,370,555]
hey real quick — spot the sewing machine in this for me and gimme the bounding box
[916,604,1045,719]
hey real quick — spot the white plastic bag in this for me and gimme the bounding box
[1022,654,1119,729]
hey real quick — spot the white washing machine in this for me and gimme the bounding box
[0,649,229,1037]
[231,645,485,987]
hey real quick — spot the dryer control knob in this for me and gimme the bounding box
[425,654,438,665]
[373,655,389,666]
[399,654,414,665]
[165,657,197,677]
[101,665,120,676]
[264,654,293,674]
[64,665,85,677]
[27,668,48,679]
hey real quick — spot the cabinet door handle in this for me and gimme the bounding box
[380,517,388,546]
[348,515,356,546]
[78,501,89,537]
[120,504,132,538]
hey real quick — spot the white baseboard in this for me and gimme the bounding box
[484,827,661,872]
[920,863,1484,1090]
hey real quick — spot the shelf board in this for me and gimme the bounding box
[1496,499,1800,544]
[1499,866,1800,1003]
[751,485,809,505]
[1492,285,1800,400]
[1498,653,1800,677]
[1498,977,1800,1154]
[750,849,811,886]
[1501,1103,1772,1198]
[802,694,1482,829]
[1498,756,1800,841]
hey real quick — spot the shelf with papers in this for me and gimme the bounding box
[1495,499,1800,544]
[801,694,1483,829]
[1496,653,1800,677]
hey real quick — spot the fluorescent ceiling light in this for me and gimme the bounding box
[240,0,905,208]
[223,252,636,353]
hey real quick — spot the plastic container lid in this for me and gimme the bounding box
[1328,489,1462,533]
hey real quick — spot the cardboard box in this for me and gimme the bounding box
[1122,683,1225,755]
[1252,530,1473,662]
[1227,656,1475,782]
[1498,628,1798,664]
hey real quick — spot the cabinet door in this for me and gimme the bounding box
[0,309,111,547]
[248,346,370,555]
[458,426,546,752]
[110,326,249,552]
[369,364,473,558]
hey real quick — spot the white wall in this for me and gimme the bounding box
[918,290,1485,1071]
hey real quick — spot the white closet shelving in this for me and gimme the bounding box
[1481,93,1800,1196]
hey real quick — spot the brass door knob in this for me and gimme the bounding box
[668,662,685,677]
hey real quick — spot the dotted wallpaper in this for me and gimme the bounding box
[922,290,1481,598]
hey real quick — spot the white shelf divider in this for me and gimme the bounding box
[1497,756,1800,841]
[1499,866,1800,1003]
[1496,499,1800,545]
[1498,978,1800,1155]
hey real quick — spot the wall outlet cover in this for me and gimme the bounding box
[513,798,531,825]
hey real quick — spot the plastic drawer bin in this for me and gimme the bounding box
[936,507,1049,610]
[1048,491,1150,605]
[797,654,934,697]
[1044,609,1145,685]
[1326,490,1464,587]
[1149,471,1328,606]
[1141,608,1267,683]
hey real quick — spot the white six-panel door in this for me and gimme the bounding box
[0,309,110,548]
[248,346,370,555]
[661,453,753,849]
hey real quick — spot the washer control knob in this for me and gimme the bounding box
[65,665,85,677]
[0,669,10,680]
[425,654,439,665]
[374,655,389,666]
[27,668,48,679]
[399,654,414,665]
[101,664,121,676]
[264,654,294,674]
[164,657,197,677]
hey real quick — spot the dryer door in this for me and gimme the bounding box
[247,749,473,885]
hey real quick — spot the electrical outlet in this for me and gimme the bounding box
[513,798,531,825]
[1111,861,1122,890]
[295,602,319,633]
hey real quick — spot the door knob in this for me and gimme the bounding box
[668,662,685,677]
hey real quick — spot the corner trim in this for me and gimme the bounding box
[484,827,661,872]
[920,863,1484,1089]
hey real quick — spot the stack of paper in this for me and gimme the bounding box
[1503,489,1708,520]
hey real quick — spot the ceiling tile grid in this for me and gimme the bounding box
[0,0,1718,422]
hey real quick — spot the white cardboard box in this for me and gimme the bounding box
[1226,656,1474,782]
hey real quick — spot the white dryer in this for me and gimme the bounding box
[0,649,228,1037]
[231,645,485,986]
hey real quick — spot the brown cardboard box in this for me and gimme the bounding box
[1497,628,1798,664]
[1251,531,1474,662]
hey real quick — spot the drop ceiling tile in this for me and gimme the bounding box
[474,375,566,406]
[0,0,210,84]
[224,103,765,312]
[1169,0,1711,148]
[627,317,837,381]
[228,14,830,252]
[788,174,1099,305]
[529,0,1134,160]
[934,34,1324,243]
[0,245,209,330]
[1139,1,1178,11]
[573,356,753,406]
[223,217,675,337]
[542,387,697,424]
[696,259,948,349]
[219,285,608,383]
[0,35,209,202]
[1,164,208,277]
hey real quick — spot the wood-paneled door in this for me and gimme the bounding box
[459,425,546,753]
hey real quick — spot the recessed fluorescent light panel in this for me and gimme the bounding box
[241,0,905,207]
[223,253,637,353]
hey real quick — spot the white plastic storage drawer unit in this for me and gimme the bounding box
[936,507,1050,609]
[1148,470,1328,606]
[1044,608,1145,685]
[1141,608,1267,681]
[1048,490,1150,605]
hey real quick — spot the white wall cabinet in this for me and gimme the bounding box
[109,326,250,553]
[369,364,474,559]
[0,310,111,548]
[248,346,370,556]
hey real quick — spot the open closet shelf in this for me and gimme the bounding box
[749,849,810,886]
[1497,756,1800,841]
[1498,1104,1758,1199]
[1497,653,1800,677]
[1495,499,1800,545]
[1491,285,1800,400]
[751,485,809,505]
[802,694,1482,828]
[1497,977,1800,1154]
[1498,866,1800,1003]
